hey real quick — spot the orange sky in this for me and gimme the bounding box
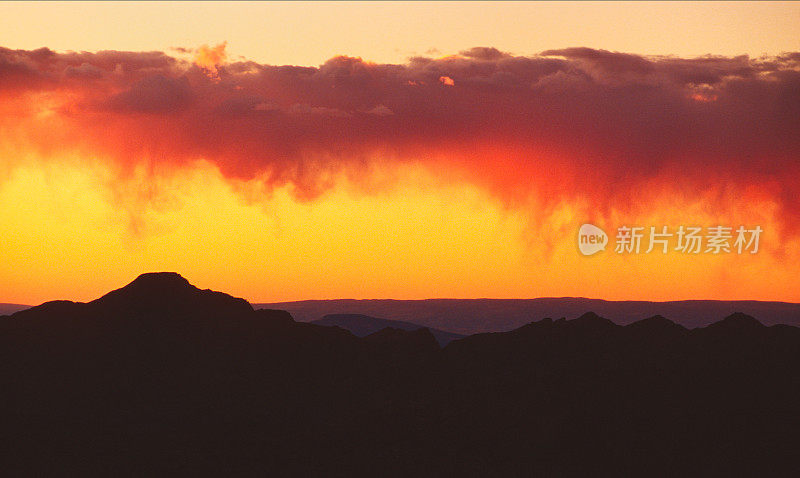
[1,2,799,65]
[0,2,799,305]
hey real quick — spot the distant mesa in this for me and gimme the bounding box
[362,326,441,354]
[0,303,30,315]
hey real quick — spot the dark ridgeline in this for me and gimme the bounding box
[256,298,800,334]
[313,313,465,346]
[1,273,799,476]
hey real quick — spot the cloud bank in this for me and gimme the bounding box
[1,45,799,233]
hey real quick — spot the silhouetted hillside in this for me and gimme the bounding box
[313,313,464,345]
[3,273,800,475]
[256,297,800,334]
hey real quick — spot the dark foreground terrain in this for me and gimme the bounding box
[2,273,799,476]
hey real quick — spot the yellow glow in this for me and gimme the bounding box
[1,2,798,304]
[1,153,797,305]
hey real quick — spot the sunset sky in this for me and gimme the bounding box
[1,1,799,304]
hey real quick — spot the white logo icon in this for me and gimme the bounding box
[578,224,608,256]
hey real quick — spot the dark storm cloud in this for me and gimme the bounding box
[107,75,193,113]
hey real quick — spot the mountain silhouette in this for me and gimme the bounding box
[10,296,800,332]
[2,273,800,475]
[625,314,687,332]
[312,313,464,345]
[705,311,765,331]
[92,271,253,315]
[256,297,800,333]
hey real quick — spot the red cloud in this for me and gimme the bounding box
[1,45,799,234]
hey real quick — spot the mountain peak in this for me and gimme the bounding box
[572,311,614,325]
[94,272,198,305]
[128,272,193,290]
[710,312,764,330]
[627,315,683,329]
[90,272,252,316]
[625,315,686,337]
